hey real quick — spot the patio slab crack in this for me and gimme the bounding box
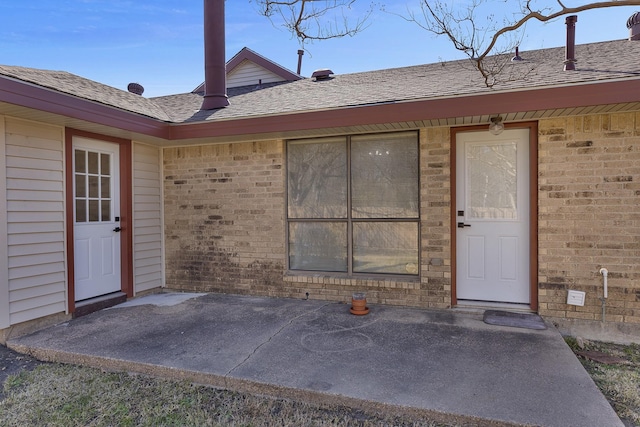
[224,302,333,378]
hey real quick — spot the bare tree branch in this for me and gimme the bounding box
[252,0,375,44]
[409,0,640,87]
[252,1,640,86]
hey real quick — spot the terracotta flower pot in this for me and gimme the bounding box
[351,298,366,311]
[350,292,369,315]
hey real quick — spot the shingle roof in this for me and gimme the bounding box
[2,39,639,125]
[0,65,172,121]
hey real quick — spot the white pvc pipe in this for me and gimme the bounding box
[599,268,608,299]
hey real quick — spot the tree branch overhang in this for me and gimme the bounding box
[2,75,640,144]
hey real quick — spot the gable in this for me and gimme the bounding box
[227,59,289,88]
[192,47,301,93]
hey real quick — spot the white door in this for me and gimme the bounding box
[73,137,121,301]
[456,129,530,304]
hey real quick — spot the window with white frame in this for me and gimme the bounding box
[287,131,419,276]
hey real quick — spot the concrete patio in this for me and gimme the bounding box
[7,293,623,427]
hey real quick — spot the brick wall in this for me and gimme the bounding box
[538,113,640,323]
[163,130,453,308]
[163,141,286,296]
[162,116,639,324]
[420,127,452,308]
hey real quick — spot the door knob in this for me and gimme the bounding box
[457,222,471,228]
[113,227,122,232]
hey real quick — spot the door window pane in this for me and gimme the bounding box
[466,142,517,219]
[351,133,419,218]
[88,151,99,174]
[75,174,86,197]
[88,175,99,198]
[289,222,347,272]
[101,177,111,198]
[101,153,110,176]
[101,200,111,222]
[288,137,347,218]
[89,200,99,222]
[76,200,87,223]
[75,150,86,173]
[353,222,419,275]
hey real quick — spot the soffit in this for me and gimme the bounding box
[0,102,168,145]
[164,101,640,147]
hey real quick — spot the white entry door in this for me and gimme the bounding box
[73,137,121,301]
[456,129,530,305]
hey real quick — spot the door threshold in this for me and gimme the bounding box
[454,299,534,313]
[74,292,127,318]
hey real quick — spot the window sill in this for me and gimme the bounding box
[284,271,421,289]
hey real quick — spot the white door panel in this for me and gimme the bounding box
[456,129,530,304]
[73,138,121,301]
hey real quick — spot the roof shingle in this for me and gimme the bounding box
[2,40,639,125]
[0,65,171,121]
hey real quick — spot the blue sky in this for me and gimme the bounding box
[1,1,637,97]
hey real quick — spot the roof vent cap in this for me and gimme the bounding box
[627,11,640,40]
[312,68,334,81]
[511,46,523,62]
[127,82,144,96]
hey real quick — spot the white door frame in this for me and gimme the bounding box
[65,129,133,313]
[72,137,121,301]
[451,123,538,310]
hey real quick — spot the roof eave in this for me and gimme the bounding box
[0,75,170,139]
[2,74,639,144]
[170,78,640,141]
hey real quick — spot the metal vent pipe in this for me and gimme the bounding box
[627,12,640,40]
[564,15,578,71]
[297,49,304,75]
[201,0,229,110]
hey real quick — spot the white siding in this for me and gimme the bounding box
[5,118,66,325]
[227,60,286,88]
[132,142,163,294]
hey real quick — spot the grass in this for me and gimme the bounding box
[565,338,640,426]
[0,364,455,427]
